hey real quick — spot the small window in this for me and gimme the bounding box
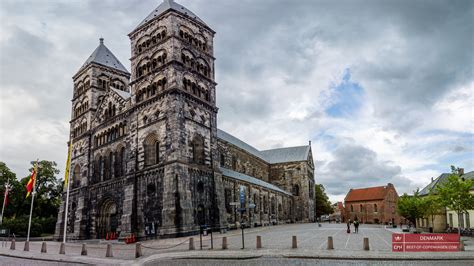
[232,156,237,170]
[155,142,160,164]
[197,181,204,193]
[351,205,354,212]
[220,153,225,167]
[147,183,156,196]
[293,184,300,196]
[374,204,378,212]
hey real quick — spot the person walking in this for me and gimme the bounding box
[347,219,351,233]
[354,219,360,233]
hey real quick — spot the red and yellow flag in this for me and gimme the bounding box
[26,163,38,198]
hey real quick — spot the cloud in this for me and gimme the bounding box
[317,143,416,198]
[0,0,472,203]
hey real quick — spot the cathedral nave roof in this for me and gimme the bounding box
[217,129,312,164]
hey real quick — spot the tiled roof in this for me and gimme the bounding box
[260,146,310,164]
[217,129,310,164]
[220,167,292,196]
[111,88,131,100]
[345,185,388,202]
[79,38,129,74]
[134,0,207,32]
[419,171,474,196]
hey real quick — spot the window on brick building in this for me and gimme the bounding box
[351,205,353,212]
[374,204,378,212]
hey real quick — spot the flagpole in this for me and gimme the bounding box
[0,180,10,225]
[62,150,72,243]
[26,159,39,242]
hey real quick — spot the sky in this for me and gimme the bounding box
[0,0,472,202]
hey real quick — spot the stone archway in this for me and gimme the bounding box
[96,198,118,239]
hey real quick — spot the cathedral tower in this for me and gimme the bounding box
[128,0,225,236]
[55,38,130,239]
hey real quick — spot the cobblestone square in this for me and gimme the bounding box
[200,223,393,252]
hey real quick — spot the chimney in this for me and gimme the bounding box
[459,168,464,176]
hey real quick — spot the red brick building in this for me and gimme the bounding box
[343,183,400,224]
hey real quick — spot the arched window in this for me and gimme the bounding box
[220,153,225,167]
[271,197,276,214]
[224,188,232,214]
[232,156,237,170]
[155,141,160,164]
[99,156,104,181]
[94,157,100,183]
[351,205,354,212]
[293,184,300,196]
[147,183,156,197]
[120,147,126,175]
[197,181,204,194]
[360,204,363,212]
[253,193,258,213]
[144,134,158,166]
[191,135,205,164]
[104,152,113,180]
[114,151,121,177]
[73,165,81,188]
[374,204,378,212]
[264,195,268,214]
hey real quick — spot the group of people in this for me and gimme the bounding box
[346,218,360,233]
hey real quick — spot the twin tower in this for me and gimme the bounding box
[56,0,315,240]
[55,0,224,239]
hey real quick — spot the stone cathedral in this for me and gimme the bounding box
[55,0,315,240]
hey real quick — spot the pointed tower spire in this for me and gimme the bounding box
[131,0,209,34]
[76,37,129,75]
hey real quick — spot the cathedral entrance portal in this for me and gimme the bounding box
[97,198,118,239]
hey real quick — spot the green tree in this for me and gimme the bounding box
[437,166,474,235]
[1,161,62,236]
[0,162,20,219]
[422,193,444,232]
[397,190,425,227]
[314,184,333,218]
